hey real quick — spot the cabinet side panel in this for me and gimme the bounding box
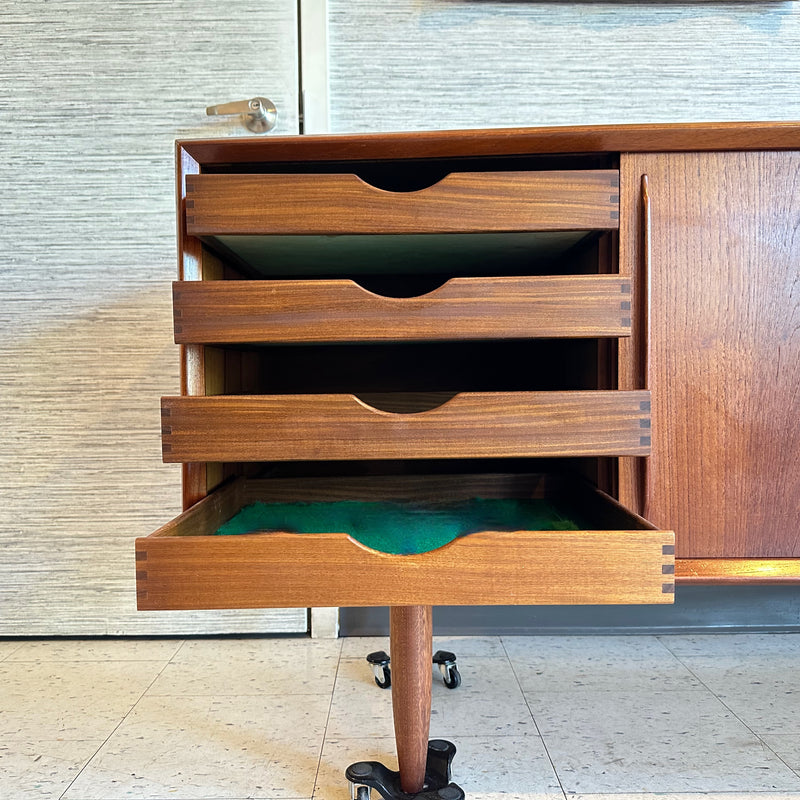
[177,147,209,510]
[620,152,800,558]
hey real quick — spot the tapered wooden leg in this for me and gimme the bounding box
[390,604,433,794]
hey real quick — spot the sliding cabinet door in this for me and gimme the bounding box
[619,152,800,562]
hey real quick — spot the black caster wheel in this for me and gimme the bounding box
[433,650,460,689]
[442,664,461,689]
[374,665,391,689]
[368,649,461,690]
[366,650,391,689]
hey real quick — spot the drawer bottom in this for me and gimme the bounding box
[216,495,583,555]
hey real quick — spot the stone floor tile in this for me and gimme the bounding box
[62,693,329,800]
[0,660,164,741]
[526,689,800,794]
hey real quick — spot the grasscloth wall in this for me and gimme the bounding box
[328,2,800,132]
[0,1,304,635]
[3,1,800,635]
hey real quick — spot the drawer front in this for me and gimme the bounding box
[135,475,674,609]
[172,275,633,344]
[184,170,620,235]
[160,391,652,462]
[138,530,674,609]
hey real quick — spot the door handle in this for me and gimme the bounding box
[205,97,277,133]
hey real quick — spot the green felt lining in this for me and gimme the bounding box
[214,498,580,555]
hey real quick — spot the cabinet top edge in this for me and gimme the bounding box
[177,122,800,166]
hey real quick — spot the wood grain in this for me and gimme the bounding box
[137,528,675,608]
[239,472,557,504]
[619,152,800,559]
[237,472,659,533]
[135,476,674,609]
[180,123,800,168]
[184,171,620,235]
[677,559,800,584]
[172,275,633,344]
[390,605,433,794]
[177,147,211,510]
[160,390,652,462]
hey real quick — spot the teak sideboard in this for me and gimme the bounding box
[136,122,800,793]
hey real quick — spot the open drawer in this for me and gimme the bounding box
[135,473,674,610]
[172,275,633,344]
[184,170,620,236]
[161,390,652,462]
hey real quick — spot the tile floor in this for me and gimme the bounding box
[2,633,800,800]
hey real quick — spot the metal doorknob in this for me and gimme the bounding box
[205,97,277,133]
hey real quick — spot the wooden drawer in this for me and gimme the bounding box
[184,170,620,235]
[161,390,652,462]
[135,473,675,609]
[172,275,633,344]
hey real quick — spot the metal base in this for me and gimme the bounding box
[346,740,464,800]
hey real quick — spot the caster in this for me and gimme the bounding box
[350,783,371,800]
[366,650,391,689]
[433,651,460,690]
[346,742,463,800]
[441,664,461,689]
[368,650,461,690]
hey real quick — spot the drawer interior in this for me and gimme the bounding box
[211,339,604,397]
[136,473,673,610]
[178,472,652,541]
[207,231,604,286]
[201,152,617,181]
[217,495,585,556]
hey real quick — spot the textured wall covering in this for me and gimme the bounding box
[0,1,305,635]
[4,1,800,637]
[328,2,800,132]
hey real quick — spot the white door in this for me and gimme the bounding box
[0,1,307,635]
